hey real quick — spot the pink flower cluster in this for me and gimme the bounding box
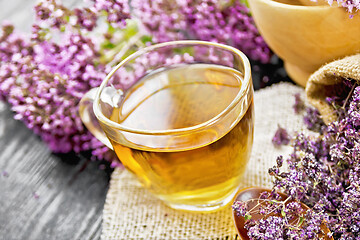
[0,0,130,164]
[0,0,271,165]
[131,0,272,63]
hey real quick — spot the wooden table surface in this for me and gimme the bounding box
[0,1,291,239]
[0,1,110,239]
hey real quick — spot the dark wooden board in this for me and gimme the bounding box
[0,1,110,239]
[0,101,111,240]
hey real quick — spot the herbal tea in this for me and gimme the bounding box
[108,64,254,209]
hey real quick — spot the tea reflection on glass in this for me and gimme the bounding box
[80,41,254,212]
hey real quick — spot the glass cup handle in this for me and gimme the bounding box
[79,88,114,150]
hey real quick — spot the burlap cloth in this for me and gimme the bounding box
[306,54,360,124]
[101,82,312,240]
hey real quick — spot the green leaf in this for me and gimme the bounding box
[107,24,115,34]
[141,35,153,44]
[102,41,116,50]
[239,0,249,8]
[298,216,305,226]
[281,208,286,217]
[244,214,252,221]
[173,46,194,56]
[60,25,66,32]
[65,15,70,23]
[124,19,139,40]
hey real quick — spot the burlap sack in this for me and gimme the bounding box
[306,54,360,124]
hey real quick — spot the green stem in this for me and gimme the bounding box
[108,32,143,66]
[100,32,144,66]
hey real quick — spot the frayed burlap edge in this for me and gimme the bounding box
[305,54,360,124]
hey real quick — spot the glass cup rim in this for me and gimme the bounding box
[93,40,252,136]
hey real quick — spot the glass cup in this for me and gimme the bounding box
[79,40,254,212]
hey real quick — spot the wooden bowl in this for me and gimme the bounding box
[248,0,360,87]
[232,187,333,239]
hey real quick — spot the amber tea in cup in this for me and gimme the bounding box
[80,41,254,212]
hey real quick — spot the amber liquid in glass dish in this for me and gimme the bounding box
[108,64,254,210]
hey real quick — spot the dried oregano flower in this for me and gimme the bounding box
[234,86,360,239]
